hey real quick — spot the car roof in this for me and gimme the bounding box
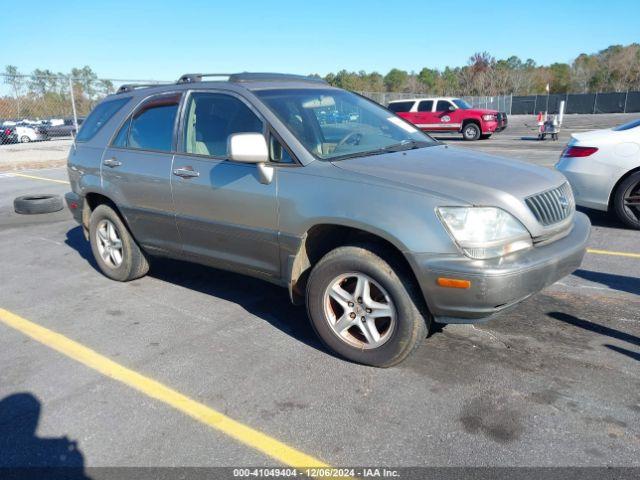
[107,72,332,98]
[388,97,459,103]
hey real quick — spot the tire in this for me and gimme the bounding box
[480,134,492,140]
[20,135,31,143]
[613,172,640,230]
[462,123,481,141]
[89,204,149,281]
[306,244,430,367]
[14,194,63,214]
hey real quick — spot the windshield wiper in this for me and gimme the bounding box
[381,140,430,152]
[330,140,433,161]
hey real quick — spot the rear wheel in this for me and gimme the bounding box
[613,172,640,229]
[462,123,481,141]
[306,244,429,367]
[20,135,31,143]
[89,204,149,281]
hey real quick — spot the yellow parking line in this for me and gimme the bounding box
[11,173,69,185]
[0,307,329,470]
[587,248,640,259]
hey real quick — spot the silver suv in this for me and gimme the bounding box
[65,73,590,367]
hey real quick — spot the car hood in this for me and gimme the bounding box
[331,144,568,232]
[465,108,499,115]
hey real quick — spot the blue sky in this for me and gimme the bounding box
[2,0,639,80]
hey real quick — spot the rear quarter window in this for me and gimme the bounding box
[388,101,414,113]
[76,97,131,142]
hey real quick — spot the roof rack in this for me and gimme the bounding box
[116,83,165,94]
[175,72,326,85]
[176,73,233,84]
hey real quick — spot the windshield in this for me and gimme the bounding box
[613,118,640,131]
[255,88,436,160]
[452,99,471,109]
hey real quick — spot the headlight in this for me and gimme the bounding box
[437,207,532,259]
[482,114,497,121]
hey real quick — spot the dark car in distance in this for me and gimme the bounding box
[0,125,18,144]
[46,118,84,137]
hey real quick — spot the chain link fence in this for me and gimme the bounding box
[511,91,640,115]
[359,92,514,114]
[2,71,639,149]
[0,74,169,144]
[360,91,640,115]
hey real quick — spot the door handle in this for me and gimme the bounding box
[173,167,200,178]
[103,158,122,168]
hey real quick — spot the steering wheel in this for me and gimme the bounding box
[336,132,363,148]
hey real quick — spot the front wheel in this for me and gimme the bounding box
[306,245,429,367]
[89,204,150,281]
[20,135,31,143]
[613,172,640,229]
[462,123,481,141]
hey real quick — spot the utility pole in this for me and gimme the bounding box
[69,77,79,135]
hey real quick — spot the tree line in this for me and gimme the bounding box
[1,65,115,119]
[319,44,640,96]
[2,43,640,119]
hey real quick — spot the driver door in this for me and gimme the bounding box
[434,100,460,132]
[171,91,280,279]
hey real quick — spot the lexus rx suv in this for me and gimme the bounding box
[65,73,589,367]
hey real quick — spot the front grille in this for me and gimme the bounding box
[525,182,574,226]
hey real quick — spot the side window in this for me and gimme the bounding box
[76,97,130,142]
[183,92,263,157]
[128,93,181,152]
[269,134,294,164]
[111,119,130,148]
[436,100,453,112]
[387,101,414,113]
[417,100,433,112]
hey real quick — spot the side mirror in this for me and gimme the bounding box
[227,133,273,185]
[448,105,456,111]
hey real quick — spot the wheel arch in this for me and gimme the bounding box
[286,223,426,312]
[607,165,640,211]
[82,191,128,238]
[460,117,481,132]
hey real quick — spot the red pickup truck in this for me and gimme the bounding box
[388,97,507,141]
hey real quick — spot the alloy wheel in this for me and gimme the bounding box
[622,180,640,223]
[323,272,396,349]
[95,219,124,268]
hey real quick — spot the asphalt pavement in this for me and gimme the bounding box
[0,165,638,472]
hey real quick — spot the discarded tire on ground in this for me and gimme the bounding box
[14,194,64,214]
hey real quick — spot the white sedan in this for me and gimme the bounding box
[14,124,48,143]
[556,118,640,229]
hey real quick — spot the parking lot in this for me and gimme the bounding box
[1,115,639,472]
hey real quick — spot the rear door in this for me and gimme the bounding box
[412,100,435,131]
[101,92,182,253]
[434,99,460,132]
[171,90,280,278]
[387,101,416,124]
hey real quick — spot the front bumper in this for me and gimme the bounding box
[495,112,508,132]
[1,134,18,143]
[412,212,590,323]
